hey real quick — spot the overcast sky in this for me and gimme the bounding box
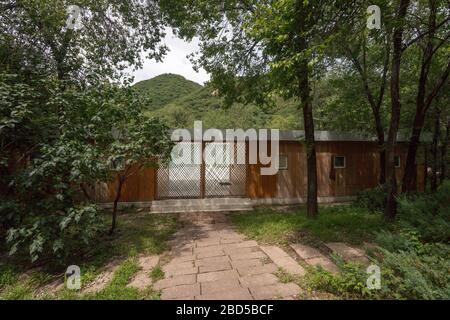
[129,29,210,86]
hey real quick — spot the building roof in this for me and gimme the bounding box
[170,129,415,142]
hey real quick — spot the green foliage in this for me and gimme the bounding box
[304,257,377,299]
[6,204,103,262]
[355,185,387,213]
[0,211,177,299]
[230,205,387,245]
[306,185,450,300]
[139,74,300,129]
[133,74,202,111]
[396,181,450,243]
[149,265,164,282]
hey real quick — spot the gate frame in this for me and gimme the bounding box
[155,140,248,200]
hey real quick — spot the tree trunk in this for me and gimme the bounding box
[424,144,428,190]
[440,118,450,183]
[298,57,318,218]
[385,0,410,220]
[431,107,441,191]
[402,114,425,192]
[110,176,125,234]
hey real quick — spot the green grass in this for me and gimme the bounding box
[0,211,178,300]
[230,204,391,245]
[149,265,164,282]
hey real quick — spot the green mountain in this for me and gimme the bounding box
[132,73,202,111]
[134,73,301,129]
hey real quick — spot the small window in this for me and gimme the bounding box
[395,156,401,168]
[278,154,288,170]
[334,156,346,169]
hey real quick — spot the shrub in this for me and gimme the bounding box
[397,181,450,243]
[355,185,387,213]
[304,255,378,299]
[6,204,103,263]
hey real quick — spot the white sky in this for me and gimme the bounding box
[129,29,210,86]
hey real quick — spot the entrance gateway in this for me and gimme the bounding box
[156,142,247,199]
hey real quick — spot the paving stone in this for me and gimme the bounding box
[220,238,241,244]
[260,246,305,275]
[224,246,258,255]
[137,255,160,271]
[196,250,226,259]
[249,283,300,300]
[153,274,197,290]
[229,251,266,261]
[199,261,232,273]
[236,263,278,276]
[164,266,198,277]
[239,273,279,288]
[200,278,242,295]
[196,288,253,300]
[161,283,200,300]
[194,245,225,255]
[230,258,264,269]
[195,256,230,267]
[127,272,152,289]
[325,242,364,260]
[197,269,239,283]
[163,261,194,271]
[305,256,339,273]
[290,244,322,260]
[196,240,221,248]
[225,240,258,248]
[170,254,196,263]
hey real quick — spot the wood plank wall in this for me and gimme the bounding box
[95,141,424,202]
[248,141,419,199]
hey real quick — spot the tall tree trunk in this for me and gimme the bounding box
[385,0,410,220]
[424,144,428,190]
[110,176,125,234]
[294,0,318,218]
[298,61,318,218]
[440,117,450,183]
[402,1,450,192]
[431,106,441,191]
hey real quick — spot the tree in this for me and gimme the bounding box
[0,1,174,261]
[331,0,393,184]
[102,92,173,233]
[165,0,360,217]
[1,0,167,84]
[402,0,450,192]
[384,0,411,220]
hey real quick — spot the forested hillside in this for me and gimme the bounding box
[133,73,301,129]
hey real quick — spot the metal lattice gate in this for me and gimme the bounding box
[156,142,247,199]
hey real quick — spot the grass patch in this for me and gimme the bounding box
[149,265,164,282]
[0,210,178,300]
[230,204,390,245]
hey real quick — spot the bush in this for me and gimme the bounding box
[355,185,387,213]
[304,255,378,299]
[6,204,103,263]
[397,181,450,243]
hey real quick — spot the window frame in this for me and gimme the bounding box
[278,154,288,170]
[394,155,401,168]
[333,155,346,169]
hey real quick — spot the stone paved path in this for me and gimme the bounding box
[154,212,301,300]
[325,242,369,264]
[290,244,339,274]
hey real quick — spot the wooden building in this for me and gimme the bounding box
[94,130,424,207]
